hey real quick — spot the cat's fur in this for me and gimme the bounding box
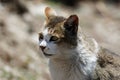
[39,7,120,80]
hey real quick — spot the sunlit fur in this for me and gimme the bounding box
[39,14,99,80]
[39,7,120,80]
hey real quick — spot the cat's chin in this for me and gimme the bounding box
[43,52,54,57]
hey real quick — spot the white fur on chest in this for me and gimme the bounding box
[49,59,85,80]
[76,44,97,75]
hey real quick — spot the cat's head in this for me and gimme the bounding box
[39,7,79,58]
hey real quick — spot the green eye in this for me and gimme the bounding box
[50,36,59,41]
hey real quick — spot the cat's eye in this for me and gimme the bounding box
[39,33,43,40]
[50,36,59,42]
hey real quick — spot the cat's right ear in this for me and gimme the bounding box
[64,15,79,35]
[45,7,57,20]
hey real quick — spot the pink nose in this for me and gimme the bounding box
[40,46,46,51]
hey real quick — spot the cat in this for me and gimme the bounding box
[38,7,120,80]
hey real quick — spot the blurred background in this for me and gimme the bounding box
[0,0,120,80]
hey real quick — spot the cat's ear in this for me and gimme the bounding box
[64,15,79,35]
[45,7,57,19]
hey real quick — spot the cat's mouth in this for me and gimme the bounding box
[43,52,53,56]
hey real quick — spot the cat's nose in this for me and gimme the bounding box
[40,46,46,51]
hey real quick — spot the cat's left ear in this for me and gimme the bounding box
[45,7,57,19]
[64,15,79,35]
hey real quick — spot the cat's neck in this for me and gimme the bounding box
[50,34,99,74]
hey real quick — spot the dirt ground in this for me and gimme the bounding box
[0,0,120,80]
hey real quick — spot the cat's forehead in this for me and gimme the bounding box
[42,27,64,38]
[42,16,66,37]
[45,16,66,28]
